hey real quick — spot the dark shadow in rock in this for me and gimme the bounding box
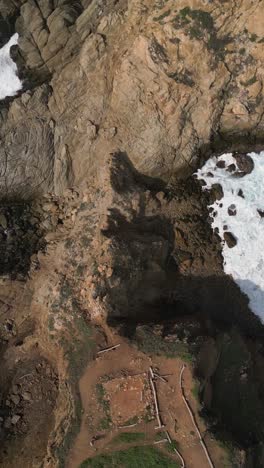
[109,271,264,340]
[193,134,264,178]
[0,203,45,279]
[110,151,167,195]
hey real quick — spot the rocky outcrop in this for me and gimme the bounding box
[0,0,264,199]
[0,1,264,467]
[0,84,54,200]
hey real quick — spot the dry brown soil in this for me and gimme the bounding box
[67,327,229,468]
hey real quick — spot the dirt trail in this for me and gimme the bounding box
[67,332,228,468]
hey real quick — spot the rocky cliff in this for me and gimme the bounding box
[1,0,264,197]
[0,1,264,467]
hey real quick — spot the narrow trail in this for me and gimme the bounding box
[180,364,214,468]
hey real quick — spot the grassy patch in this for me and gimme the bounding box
[165,439,180,454]
[173,7,231,58]
[155,431,166,441]
[191,381,200,401]
[80,446,179,467]
[217,438,238,467]
[249,33,258,42]
[96,384,110,414]
[153,9,171,21]
[122,416,139,426]
[96,383,112,430]
[96,383,106,400]
[143,405,154,423]
[112,432,146,444]
[134,325,193,361]
[99,416,112,431]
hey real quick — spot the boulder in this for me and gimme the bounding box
[224,231,237,248]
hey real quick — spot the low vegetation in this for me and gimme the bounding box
[96,383,112,430]
[134,325,193,361]
[112,432,146,444]
[173,7,231,58]
[80,446,179,467]
[52,289,96,467]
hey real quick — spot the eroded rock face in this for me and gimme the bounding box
[0,85,54,200]
[0,0,264,199]
[0,3,264,466]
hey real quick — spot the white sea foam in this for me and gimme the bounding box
[196,151,264,321]
[0,33,22,100]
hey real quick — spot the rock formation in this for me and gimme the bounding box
[0,1,264,467]
[0,0,264,198]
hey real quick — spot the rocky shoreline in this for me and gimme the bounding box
[0,1,264,467]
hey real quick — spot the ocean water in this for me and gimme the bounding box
[0,33,22,100]
[196,151,264,321]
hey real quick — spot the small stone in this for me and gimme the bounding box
[22,391,32,401]
[4,418,12,429]
[211,184,223,201]
[227,164,236,173]
[216,160,226,169]
[179,258,192,270]
[12,385,20,394]
[233,153,254,176]
[224,232,237,248]
[4,320,14,332]
[0,214,7,229]
[156,192,165,202]
[238,189,244,198]
[10,394,20,405]
[228,204,237,216]
[11,415,21,425]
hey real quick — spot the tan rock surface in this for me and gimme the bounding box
[0,0,263,198]
[0,1,264,467]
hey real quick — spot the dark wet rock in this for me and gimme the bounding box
[224,231,237,248]
[216,160,226,169]
[228,204,237,216]
[257,209,264,218]
[233,153,254,176]
[227,163,236,173]
[210,184,224,201]
[238,189,245,198]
